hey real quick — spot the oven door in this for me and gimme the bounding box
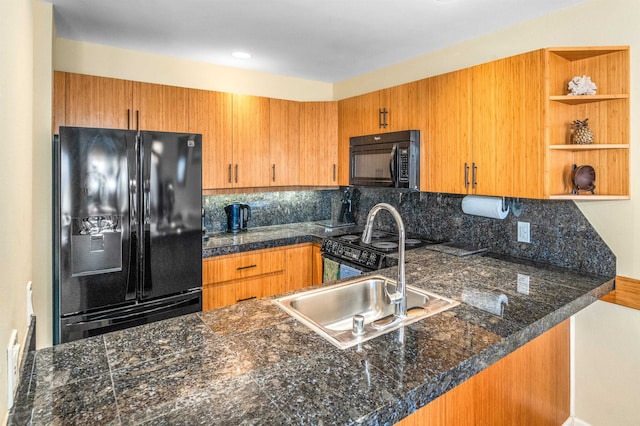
[321,253,370,283]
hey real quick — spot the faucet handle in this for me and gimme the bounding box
[384,281,403,304]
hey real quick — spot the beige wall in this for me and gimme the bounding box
[575,301,640,425]
[54,38,334,101]
[0,0,35,421]
[32,2,54,353]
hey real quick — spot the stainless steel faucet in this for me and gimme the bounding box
[361,203,407,319]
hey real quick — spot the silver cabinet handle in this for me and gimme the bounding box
[472,162,477,189]
[333,164,337,182]
[235,164,238,183]
[228,164,232,183]
[272,164,276,182]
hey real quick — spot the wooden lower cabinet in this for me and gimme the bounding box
[202,243,313,311]
[312,243,323,285]
[396,320,569,426]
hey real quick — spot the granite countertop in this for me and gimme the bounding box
[9,240,614,425]
[202,221,359,258]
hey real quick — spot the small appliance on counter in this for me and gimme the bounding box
[225,203,251,233]
[336,187,356,224]
[314,187,357,229]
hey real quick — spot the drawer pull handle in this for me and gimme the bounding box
[236,264,257,271]
[237,296,257,303]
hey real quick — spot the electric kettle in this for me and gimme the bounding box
[224,203,251,233]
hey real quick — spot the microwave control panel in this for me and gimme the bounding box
[398,148,409,182]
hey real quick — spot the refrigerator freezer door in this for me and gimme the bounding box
[56,127,138,316]
[59,290,202,343]
[140,132,202,300]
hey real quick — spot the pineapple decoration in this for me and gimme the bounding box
[571,118,594,145]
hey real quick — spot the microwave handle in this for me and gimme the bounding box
[389,144,397,186]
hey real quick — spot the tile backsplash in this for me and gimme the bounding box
[203,187,615,276]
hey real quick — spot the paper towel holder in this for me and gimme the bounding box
[504,197,524,217]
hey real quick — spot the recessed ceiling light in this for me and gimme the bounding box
[232,51,251,59]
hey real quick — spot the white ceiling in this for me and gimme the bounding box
[46,0,585,83]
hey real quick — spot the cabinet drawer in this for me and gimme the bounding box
[203,249,285,284]
[203,273,283,311]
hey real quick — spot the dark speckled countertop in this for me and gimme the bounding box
[202,222,358,257]
[9,224,614,425]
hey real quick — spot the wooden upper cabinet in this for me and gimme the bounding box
[378,81,422,132]
[188,89,233,190]
[337,96,365,185]
[338,81,425,186]
[52,71,66,134]
[56,72,133,132]
[133,82,189,132]
[299,101,339,186]
[424,69,473,193]
[232,94,271,187]
[269,99,300,186]
[471,50,545,198]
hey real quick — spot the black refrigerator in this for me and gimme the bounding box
[53,127,203,344]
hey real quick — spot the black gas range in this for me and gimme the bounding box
[321,230,437,273]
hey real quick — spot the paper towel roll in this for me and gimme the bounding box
[461,195,509,219]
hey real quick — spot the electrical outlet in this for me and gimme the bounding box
[517,221,531,243]
[7,329,20,409]
[517,274,530,295]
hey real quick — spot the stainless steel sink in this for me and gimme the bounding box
[273,275,459,349]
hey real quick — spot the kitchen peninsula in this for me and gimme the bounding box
[9,224,614,425]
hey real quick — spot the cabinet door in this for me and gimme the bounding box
[133,81,189,132]
[188,89,233,189]
[379,81,421,132]
[471,50,544,198]
[312,243,323,286]
[52,71,66,134]
[337,96,365,185]
[233,94,271,187]
[299,101,338,186]
[63,72,133,130]
[270,244,312,295]
[269,99,300,186]
[424,69,473,193]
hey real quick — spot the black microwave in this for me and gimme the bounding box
[349,130,420,190]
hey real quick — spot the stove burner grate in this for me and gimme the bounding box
[371,241,399,251]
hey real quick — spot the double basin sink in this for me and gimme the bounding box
[274,275,459,349]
